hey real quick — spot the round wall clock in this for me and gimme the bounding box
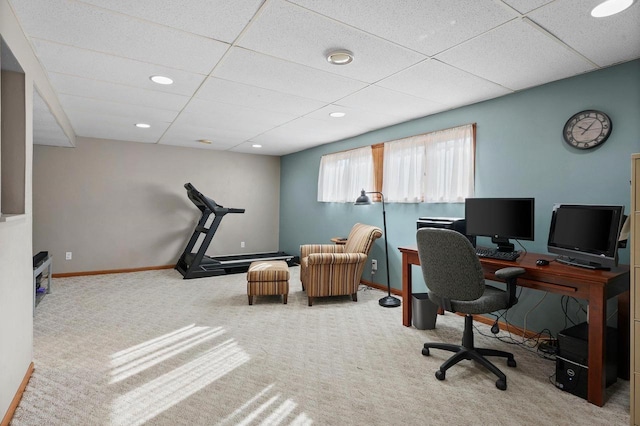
[562,110,612,150]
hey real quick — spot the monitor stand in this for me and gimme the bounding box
[491,236,514,252]
[556,256,610,271]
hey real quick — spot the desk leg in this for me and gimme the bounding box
[587,285,606,407]
[402,252,412,327]
[618,290,630,380]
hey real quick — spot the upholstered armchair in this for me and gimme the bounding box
[300,223,382,306]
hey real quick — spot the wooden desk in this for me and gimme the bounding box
[398,246,630,407]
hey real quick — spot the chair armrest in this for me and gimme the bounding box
[495,267,525,308]
[300,244,344,259]
[307,252,367,265]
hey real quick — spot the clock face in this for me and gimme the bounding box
[563,110,612,150]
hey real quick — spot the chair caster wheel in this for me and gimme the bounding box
[435,370,445,381]
[495,379,507,390]
[507,358,517,368]
[422,348,430,356]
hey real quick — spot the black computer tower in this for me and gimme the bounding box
[554,322,617,400]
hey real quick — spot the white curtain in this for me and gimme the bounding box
[382,135,425,203]
[383,124,474,203]
[423,125,474,203]
[317,146,374,202]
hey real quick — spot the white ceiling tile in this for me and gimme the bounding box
[378,59,512,105]
[500,0,554,14]
[527,0,640,67]
[58,94,180,123]
[213,47,368,102]
[178,98,296,137]
[251,116,365,148]
[289,0,519,56]
[237,0,426,83]
[159,123,241,150]
[228,142,285,156]
[435,19,596,90]
[49,73,190,112]
[303,104,404,134]
[197,77,326,116]
[336,85,447,121]
[79,0,263,42]
[64,112,170,143]
[11,0,229,73]
[32,40,206,96]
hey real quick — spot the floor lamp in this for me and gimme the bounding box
[355,189,401,308]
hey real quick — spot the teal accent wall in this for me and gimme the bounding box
[280,60,640,336]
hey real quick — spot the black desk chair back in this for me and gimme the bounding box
[416,228,525,390]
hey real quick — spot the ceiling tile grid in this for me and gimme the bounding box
[31,40,208,96]
[237,0,427,83]
[212,47,368,103]
[526,0,640,67]
[288,0,520,56]
[6,0,640,155]
[11,0,229,74]
[435,19,597,91]
[78,0,264,43]
[377,59,513,107]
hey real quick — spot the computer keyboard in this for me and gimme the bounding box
[475,247,520,261]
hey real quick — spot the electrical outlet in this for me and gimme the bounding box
[65,252,72,260]
[371,259,377,272]
[241,241,245,248]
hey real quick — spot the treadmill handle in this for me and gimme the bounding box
[228,208,245,214]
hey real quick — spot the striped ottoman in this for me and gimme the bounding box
[247,260,290,305]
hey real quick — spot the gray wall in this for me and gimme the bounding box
[280,60,640,336]
[33,137,281,274]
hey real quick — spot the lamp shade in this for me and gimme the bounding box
[354,189,372,205]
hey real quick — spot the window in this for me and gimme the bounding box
[383,124,474,203]
[317,146,373,202]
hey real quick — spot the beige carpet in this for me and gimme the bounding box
[11,266,629,425]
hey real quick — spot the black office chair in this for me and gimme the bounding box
[416,228,525,390]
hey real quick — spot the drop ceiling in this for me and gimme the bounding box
[7,0,640,156]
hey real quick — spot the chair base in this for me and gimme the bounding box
[421,315,516,390]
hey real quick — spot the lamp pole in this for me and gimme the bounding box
[355,190,401,308]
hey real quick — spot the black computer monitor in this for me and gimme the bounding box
[465,198,535,252]
[547,204,624,270]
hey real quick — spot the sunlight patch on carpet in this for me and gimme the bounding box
[110,328,250,425]
[110,325,225,383]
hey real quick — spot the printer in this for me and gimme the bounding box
[416,217,475,247]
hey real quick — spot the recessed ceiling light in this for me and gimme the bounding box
[329,112,346,118]
[591,0,635,17]
[252,144,262,148]
[135,123,151,128]
[150,75,174,85]
[198,139,213,144]
[326,50,354,65]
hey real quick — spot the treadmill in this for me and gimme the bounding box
[175,183,294,279]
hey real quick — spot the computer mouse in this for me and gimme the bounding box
[536,259,550,266]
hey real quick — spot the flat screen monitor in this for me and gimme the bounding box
[465,198,535,252]
[547,204,624,270]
